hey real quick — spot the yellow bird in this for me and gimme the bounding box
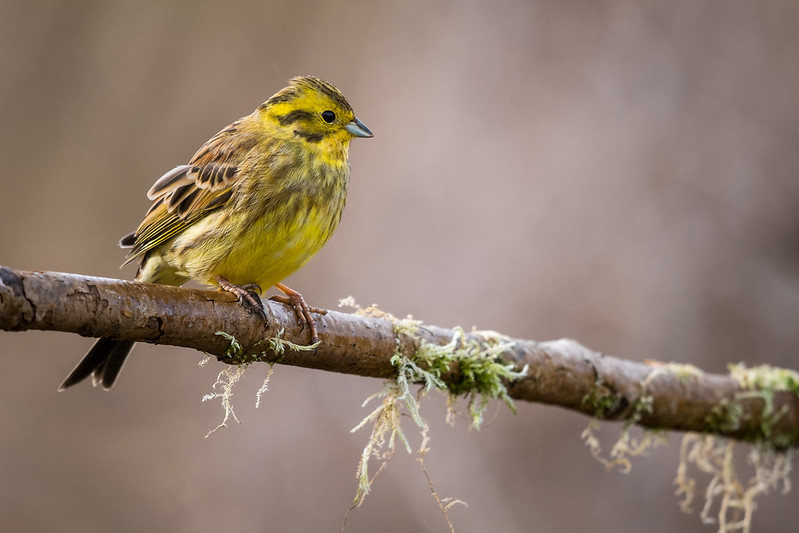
[59,75,372,390]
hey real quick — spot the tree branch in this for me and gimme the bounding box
[2,266,798,448]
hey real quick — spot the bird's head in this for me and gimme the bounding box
[259,76,372,149]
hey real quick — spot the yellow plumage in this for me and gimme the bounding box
[60,75,372,390]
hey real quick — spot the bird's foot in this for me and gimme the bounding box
[270,283,326,344]
[216,276,265,318]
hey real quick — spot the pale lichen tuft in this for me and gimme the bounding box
[346,299,525,529]
[675,434,793,533]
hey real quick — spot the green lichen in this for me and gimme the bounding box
[214,331,243,359]
[341,298,527,431]
[343,298,525,529]
[703,364,799,448]
[663,362,705,382]
[582,378,622,418]
[736,389,791,448]
[676,363,799,531]
[728,363,799,445]
[729,363,799,395]
[410,327,528,428]
[706,397,745,434]
[351,325,527,496]
[264,327,320,356]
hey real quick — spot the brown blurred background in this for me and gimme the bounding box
[2,1,798,532]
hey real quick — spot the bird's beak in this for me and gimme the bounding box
[345,117,373,138]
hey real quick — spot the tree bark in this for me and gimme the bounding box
[2,266,797,448]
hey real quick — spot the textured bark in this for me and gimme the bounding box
[2,266,798,447]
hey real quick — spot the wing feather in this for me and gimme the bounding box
[122,120,259,263]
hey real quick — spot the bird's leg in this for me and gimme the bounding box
[215,275,265,318]
[270,283,327,343]
[238,283,262,294]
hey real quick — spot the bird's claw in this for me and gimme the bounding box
[270,284,326,344]
[216,276,266,318]
[239,283,262,295]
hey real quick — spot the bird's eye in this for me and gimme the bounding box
[321,110,336,123]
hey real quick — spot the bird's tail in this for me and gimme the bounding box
[58,338,136,391]
[59,240,184,391]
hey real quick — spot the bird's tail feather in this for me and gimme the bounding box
[58,338,136,391]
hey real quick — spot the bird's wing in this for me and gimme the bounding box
[122,120,260,263]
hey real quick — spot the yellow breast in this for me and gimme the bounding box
[160,158,348,290]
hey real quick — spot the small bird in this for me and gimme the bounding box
[59,75,372,391]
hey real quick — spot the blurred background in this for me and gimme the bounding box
[1,1,798,531]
